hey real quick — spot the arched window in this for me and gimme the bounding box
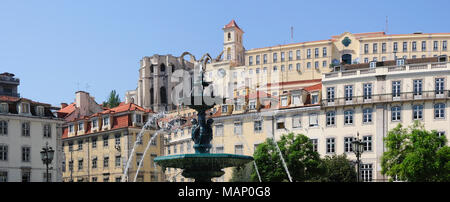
[160,87,167,104]
[227,48,231,60]
[227,32,231,41]
[150,65,154,73]
[160,64,166,72]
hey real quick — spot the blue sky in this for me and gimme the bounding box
[1,0,450,107]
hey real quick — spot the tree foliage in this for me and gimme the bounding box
[103,90,121,108]
[316,154,357,182]
[230,162,256,182]
[381,122,450,182]
[252,133,323,182]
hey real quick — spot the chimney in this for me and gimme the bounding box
[61,103,68,109]
[75,91,90,116]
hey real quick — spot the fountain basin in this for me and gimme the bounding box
[154,153,254,182]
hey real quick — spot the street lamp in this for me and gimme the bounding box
[40,142,55,182]
[352,132,364,182]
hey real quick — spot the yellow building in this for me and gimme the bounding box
[60,103,164,182]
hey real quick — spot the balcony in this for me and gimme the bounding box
[322,90,450,107]
[323,62,450,80]
[0,91,20,97]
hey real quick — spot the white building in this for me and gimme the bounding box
[0,72,64,182]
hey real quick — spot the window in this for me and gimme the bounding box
[281,96,288,107]
[314,61,319,69]
[22,122,30,137]
[254,120,262,132]
[0,103,7,113]
[103,176,109,182]
[364,44,369,54]
[221,105,228,113]
[288,51,293,61]
[0,171,7,182]
[249,56,253,65]
[413,79,423,96]
[41,124,51,138]
[435,78,445,95]
[307,49,311,59]
[391,106,401,121]
[434,41,439,51]
[263,54,267,64]
[396,59,405,66]
[20,103,30,114]
[361,164,373,182]
[363,108,372,123]
[322,60,327,68]
[363,83,372,100]
[103,135,109,147]
[0,144,7,161]
[434,103,445,119]
[392,81,401,98]
[276,118,285,130]
[292,115,301,128]
[373,43,378,53]
[69,124,74,133]
[22,147,31,162]
[234,122,242,135]
[292,94,300,105]
[234,145,243,155]
[296,50,301,60]
[296,63,301,71]
[21,170,31,182]
[103,116,109,127]
[215,146,224,154]
[314,48,319,58]
[136,153,143,167]
[92,157,97,168]
[412,41,417,51]
[326,111,336,126]
[76,123,84,134]
[382,43,386,53]
[382,56,387,61]
[393,42,398,52]
[345,85,353,101]
[307,62,311,69]
[281,65,285,72]
[103,156,109,168]
[215,124,224,136]
[288,64,293,71]
[323,47,327,57]
[68,141,73,152]
[311,139,318,152]
[327,87,335,103]
[273,53,277,63]
[273,66,277,72]
[78,140,83,150]
[403,42,407,52]
[78,159,83,170]
[0,120,7,135]
[344,110,354,125]
[256,55,260,65]
[311,94,319,104]
[92,137,97,148]
[437,132,446,147]
[281,52,285,62]
[363,136,372,151]
[263,67,267,73]
[344,137,354,153]
[92,119,98,128]
[309,113,318,127]
[364,58,369,63]
[256,68,260,74]
[69,160,73,171]
[443,41,447,51]
[413,105,423,120]
[326,138,335,153]
[422,41,426,51]
[115,134,121,148]
[36,106,45,116]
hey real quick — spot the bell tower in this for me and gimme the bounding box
[223,20,245,67]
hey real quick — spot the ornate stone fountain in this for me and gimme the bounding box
[154,52,254,182]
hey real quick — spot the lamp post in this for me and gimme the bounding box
[352,132,364,182]
[40,142,55,182]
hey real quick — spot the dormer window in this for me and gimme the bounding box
[311,94,319,104]
[292,94,300,105]
[281,96,288,107]
[369,61,377,69]
[396,58,405,66]
[103,116,110,127]
[19,103,30,114]
[249,101,256,110]
[0,103,8,113]
[36,106,45,116]
[78,122,84,132]
[92,119,98,129]
[135,113,142,124]
[69,124,74,133]
[222,105,228,113]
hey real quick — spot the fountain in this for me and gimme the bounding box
[154,52,254,182]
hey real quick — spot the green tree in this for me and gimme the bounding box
[230,162,256,182]
[381,122,450,182]
[252,133,323,182]
[103,90,121,108]
[316,154,357,182]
